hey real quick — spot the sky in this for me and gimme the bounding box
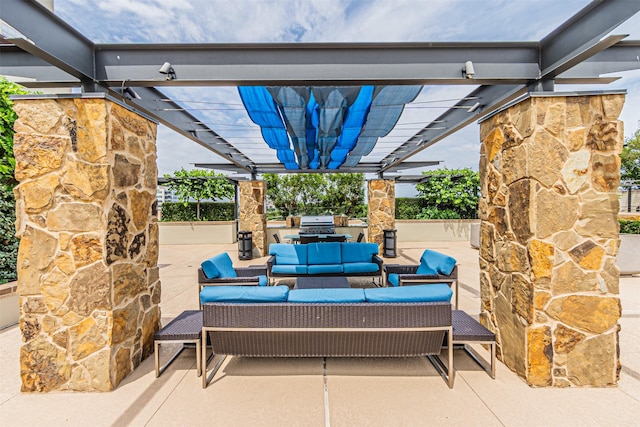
[48,0,640,195]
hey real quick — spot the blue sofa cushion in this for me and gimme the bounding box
[272,265,308,275]
[364,284,453,303]
[416,250,457,276]
[288,288,366,303]
[341,242,379,263]
[343,262,379,274]
[307,242,342,265]
[308,264,343,275]
[200,285,289,304]
[270,243,308,265]
[201,252,237,279]
[258,275,268,286]
[387,273,399,287]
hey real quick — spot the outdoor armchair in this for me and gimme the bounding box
[383,249,459,308]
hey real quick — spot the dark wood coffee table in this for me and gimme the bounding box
[294,276,350,289]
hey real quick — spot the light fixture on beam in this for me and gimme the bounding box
[467,102,481,113]
[462,60,475,79]
[159,62,177,80]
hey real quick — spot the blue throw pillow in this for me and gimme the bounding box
[288,288,366,303]
[201,252,237,279]
[364,284,453,303]
[417,250,456,276]
[387,273,399,287]
[200,285,289,304]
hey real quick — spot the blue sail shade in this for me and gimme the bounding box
[238,85,423,170]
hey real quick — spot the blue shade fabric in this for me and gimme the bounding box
[237,86,298,169]
[238,85,423,170]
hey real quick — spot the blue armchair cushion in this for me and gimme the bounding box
[387,273,400,287]
[343,262,379,274]
[270,243,308,265]
[364,284,453,303]
[288,288,366,303]
[341,242,379,263]
[308,264,343,275]
[201,252,237,279]
[416,250,457,276]
[271,264,309,275]
[307,242,342,265]
[200,285,289,304]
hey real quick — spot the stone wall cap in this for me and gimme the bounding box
[479,89,627,124]
[9,92,159,124]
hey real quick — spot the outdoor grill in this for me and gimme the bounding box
[299,215,336,235]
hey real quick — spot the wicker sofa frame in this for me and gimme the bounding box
[383,264,459,309]
[201,301,454,388]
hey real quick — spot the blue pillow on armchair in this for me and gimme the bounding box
[201,252,238,279]
[416,250,456,276]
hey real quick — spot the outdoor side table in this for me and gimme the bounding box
[452,310,496,378]
[154,310,203,377]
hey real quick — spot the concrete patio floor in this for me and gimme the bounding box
[1,241,639,426]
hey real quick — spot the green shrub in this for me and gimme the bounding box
[160,202,235,222]
[396,198,425,219]
[416,207,461,219]
[0,184,18,284]
[620,219,640,234]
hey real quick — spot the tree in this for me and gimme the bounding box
[0,77,28,187]
[263,173,366,218]
[621,126,640,184]
[322,173,365,216]
[415,168,480,219]
[163,168,234,220]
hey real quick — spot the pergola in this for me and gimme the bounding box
[3,0,640,392]
[1,0,639,177]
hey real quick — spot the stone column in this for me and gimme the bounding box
[238,180,267,257]
[478,92,624,387]
[13,95,160,392]
[367,179,395,252]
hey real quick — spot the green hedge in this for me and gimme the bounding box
[0,184,18,284]
[160,202,235,222]
[620,220,640,234]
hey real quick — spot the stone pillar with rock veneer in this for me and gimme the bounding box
[239,180,267,257]
[367,179,395,252]
[13,94,160,392]
[478,92,625,387]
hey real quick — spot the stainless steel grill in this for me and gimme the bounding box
[299,215,335,235]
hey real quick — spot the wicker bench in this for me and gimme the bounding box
[154,310,203,377]
[201,301,454,388]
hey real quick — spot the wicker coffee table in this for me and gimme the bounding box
[294,276,350,289]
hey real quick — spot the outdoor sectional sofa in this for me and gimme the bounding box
[199,284,455,388]
[266,242,383,284]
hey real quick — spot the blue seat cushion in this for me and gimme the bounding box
[201,252,237,279]
[341,242,378,263]
[270,243,308,265]
[387,273,399,287]
[271,264,308,275]
[258,275,268,286]
[288,288,366,303]
[200,285,289,304]
[416,250,457,276]
[308,264,343,275]
[307,242,342,265]
[343,262,379,274]
[364,284,453,303]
